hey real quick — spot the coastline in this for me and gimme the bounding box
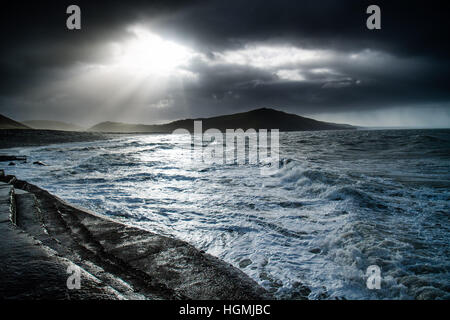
[0,170,272,300]
[0,129,110,149]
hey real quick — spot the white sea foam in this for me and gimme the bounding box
[2,129,449,299]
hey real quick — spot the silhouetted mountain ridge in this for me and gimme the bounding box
[88,108,354,133]
[0,114,30,129]
[22,120,83,131]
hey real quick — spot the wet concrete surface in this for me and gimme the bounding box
[0,174,271,300]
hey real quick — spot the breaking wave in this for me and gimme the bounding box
[2,129,449,299]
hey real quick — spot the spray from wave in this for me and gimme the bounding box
[2,129,449,299]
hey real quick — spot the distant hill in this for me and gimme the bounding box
[87,121,156,133]
[0,114,30,129]
[88,108,354,133]
[22,120,83,131]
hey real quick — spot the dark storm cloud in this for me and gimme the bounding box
[0,0,449,126]
[147,0,450,58]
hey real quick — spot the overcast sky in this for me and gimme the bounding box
[1,0,449,127]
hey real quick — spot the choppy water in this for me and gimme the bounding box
[2,129,450,299]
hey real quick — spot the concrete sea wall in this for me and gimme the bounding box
[0,170,271,300]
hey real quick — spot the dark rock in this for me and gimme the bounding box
[239,258,252,268]
[277,281,311,300]
[8,162,15,166]
[316,286,329,300]
[259,272,271,281]
[6,175,16,184]
[33,161,47,166]
[0,155,27,162]
[291,281,311,299]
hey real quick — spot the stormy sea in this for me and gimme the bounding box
[2,129,449,300]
